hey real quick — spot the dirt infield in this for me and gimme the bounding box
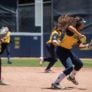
[0,67,92,92]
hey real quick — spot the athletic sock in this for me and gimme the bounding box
[7,55,10,62]
[70,69,77,78]
[53,72,66,84]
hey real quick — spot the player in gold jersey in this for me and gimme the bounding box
[51,16,89,89]
[40,15,85,73]
[40,25,62,72]
[0,26,12,64]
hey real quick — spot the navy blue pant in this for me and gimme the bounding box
[44,43,57,70]
[56,46,83,76]
[0,43,10,55]
[0,43,11,63]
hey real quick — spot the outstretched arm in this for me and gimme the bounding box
[79,43,92,50]
[68,25,84,38]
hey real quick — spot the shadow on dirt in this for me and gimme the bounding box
[42,86,87,90]
[0,81,8,86]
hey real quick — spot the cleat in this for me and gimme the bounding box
[51,83,61,89]
[45,69,52,73]
[67,76,79,85]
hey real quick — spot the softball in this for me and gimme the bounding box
[80,36,86,43]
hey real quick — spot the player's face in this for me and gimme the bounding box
[78,23,84,31]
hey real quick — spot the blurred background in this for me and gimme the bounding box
[0,0,92,58]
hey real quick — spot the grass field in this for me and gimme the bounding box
[1,58,92,68]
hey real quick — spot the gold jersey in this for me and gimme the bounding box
[59,33,79,49]
[2,31,11,43]
[47,30,61,45]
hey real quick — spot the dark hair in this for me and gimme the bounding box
[74,17,84,29]
[58,15,74,28]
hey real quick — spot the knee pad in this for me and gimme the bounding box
[74,62,83,71]
[63,66,73,76]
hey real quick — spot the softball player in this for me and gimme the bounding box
[40,25,62,72]
[0,26,12,64]
[40,15,85,73]
[51,16,89,89]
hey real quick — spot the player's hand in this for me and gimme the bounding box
[88,42,92,49]
[79,34,85,38]
[52,40,59,46]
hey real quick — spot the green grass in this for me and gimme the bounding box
[1,58,92,68]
